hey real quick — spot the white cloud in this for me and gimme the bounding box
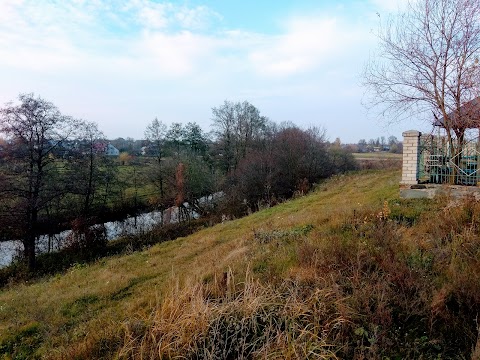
[174,5,222,30]
[0,1,371,79]
[369,0,409,13]
[136,30,218,76]
[137,3,171,29]
[0,1,225,76]
[245,16,370,77]
[0,1,395,142]
[132,1,221,30]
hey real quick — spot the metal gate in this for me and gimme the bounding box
[418,134,480,186]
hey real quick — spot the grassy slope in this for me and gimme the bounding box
[0,170,423,358]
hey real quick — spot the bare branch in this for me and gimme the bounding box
[363,0,480,136]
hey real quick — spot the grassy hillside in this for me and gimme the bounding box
[1,169,480,359]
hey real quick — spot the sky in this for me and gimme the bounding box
[0,0,422,143]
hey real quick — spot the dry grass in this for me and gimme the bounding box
[120,270,344,359]
[119,192,480,359]
[353,153,402,171]
[352,152,402,160]
[472,327,480,360]
[13,169,480,359]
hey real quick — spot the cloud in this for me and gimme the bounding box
[245,16,371,77]
[137,3,171,29]
[0,1,371,80]
[132,1,221,30]
[174,5,222,30]
[369,0,409,13]
[0,1,225,76]
[249,18,338,76]
[0,1,391,143]
[136,30,218,77]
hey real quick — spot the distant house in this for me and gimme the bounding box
[93,142,107,153]
[105,144,120,156]
[373,145,390,152]
[93,142,120,156]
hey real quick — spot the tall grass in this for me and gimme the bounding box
[121,269,344,359]
[120,195,480,359]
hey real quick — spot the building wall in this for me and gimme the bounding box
[106,144,120,156]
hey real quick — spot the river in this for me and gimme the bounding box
[0,193,222,268]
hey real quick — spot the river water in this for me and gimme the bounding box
[0,193,222,268]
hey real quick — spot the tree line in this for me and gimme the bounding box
[356,136,402,153]
[0,94,356,271]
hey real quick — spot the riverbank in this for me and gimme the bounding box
[0,215,219,287]
[0,192,223,268]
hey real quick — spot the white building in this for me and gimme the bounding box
[105,143,120,156]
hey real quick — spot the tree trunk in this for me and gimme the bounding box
[23,235,36,272]
[24,209,38,271]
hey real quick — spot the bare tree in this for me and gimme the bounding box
[364,0,480,152]
[71,121,106,217]
[144,118,167,200]
[184,122,209,156]
[0,93,79,270]
[227,124,344,212]
[212,101,236,173]
[166,122,185,156]
[212,100,267,173]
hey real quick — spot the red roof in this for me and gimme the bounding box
[434,97,480,129]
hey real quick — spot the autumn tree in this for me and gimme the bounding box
[358,139,368,152]
[388,135,402,153]
[364,0,480,154]
[174,162,188,221]
[118,151,132,165]
[0,93,79,270]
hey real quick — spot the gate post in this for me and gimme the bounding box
[401,130,421,185]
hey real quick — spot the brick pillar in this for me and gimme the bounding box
[401,130,421,185]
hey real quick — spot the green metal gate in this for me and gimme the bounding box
[418,135,480,186]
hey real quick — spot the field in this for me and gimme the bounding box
[352,152,403,160]
[1,169,480,359]
[353,152,402,170]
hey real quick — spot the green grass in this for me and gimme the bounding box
[2,169,479,358]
